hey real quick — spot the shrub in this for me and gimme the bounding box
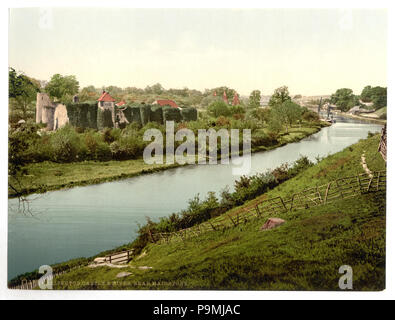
[302,110,320,122]
[110,135,146,160]
[216,116,230,127]
[229,105,245,115]
[251,130,277,147]
[49,125,83,162]
[207,100,231,117]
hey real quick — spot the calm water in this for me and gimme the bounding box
[8,117,382,280]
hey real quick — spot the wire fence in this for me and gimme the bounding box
[151,170,386,244]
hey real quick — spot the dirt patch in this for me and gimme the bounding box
[315,156,352,178]
[202,236,241,253]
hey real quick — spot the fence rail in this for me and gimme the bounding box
[378,124,387,162]
[151,170,386,244]
[8,249,134,290]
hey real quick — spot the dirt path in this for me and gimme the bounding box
[361,152,373,178]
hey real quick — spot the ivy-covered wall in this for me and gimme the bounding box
[64,103,198,130]
[66,102,98,129]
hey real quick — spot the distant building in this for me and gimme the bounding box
[232,93,240,106]
[98,91,116,107]
[153,99,180,109]
[223,91,228,104]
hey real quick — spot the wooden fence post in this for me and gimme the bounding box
[255,205,262,216]
[324,182,331,204]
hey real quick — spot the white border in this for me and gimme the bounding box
[1,0,394,300]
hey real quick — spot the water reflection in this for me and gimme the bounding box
[7,117,382,280]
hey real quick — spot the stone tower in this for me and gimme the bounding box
[36,92,55,130]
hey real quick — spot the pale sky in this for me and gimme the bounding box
[8,8,387,96]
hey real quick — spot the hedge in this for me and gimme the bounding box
[181,107,198,122]
[150,106,164,124]
[163,106,182,122]
[140,104,151,125]
[97,107,113,130]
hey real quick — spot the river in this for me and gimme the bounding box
[7,116,382,280]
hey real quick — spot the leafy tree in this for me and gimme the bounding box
[79,85,99,102]
[45,74,79,102]
[248,90,261,108]
[330,88,358,112]
[270,101,303,133]
[8,68,40,118]
[207,100,231,117]
[268,86,291,107]
[360,85,387,109]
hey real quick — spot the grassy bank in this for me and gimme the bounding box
[9,123,326,198]
[49,133,385,290]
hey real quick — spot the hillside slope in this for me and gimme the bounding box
[54,134,386,290]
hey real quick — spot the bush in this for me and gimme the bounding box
[110,135,146,160]
[229,105,245,115]
[251,130,277,147]
[49,125,84,162]
[302,110,320,122]
[207,100,231,117]
[83,130,112,161]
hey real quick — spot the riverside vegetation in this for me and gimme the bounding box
[9,134,385,290]
[8,101,326,198]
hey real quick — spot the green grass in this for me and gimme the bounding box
[9,123,326,198]
[52,134,386,290]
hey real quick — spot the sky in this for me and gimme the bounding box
[8,8,387,96]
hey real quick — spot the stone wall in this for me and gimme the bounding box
[53,103,69,130]
[36,93,69,130]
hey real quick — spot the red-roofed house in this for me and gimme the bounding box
[153,99,180,109]
[97,91,116,126]
[98,91,116,103]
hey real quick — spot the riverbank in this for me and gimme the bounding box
[47,134,386,290]
[335,111,387,125]
[9,123,328,198]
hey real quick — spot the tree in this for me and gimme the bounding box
[270,101,303,133]
[45,74,79,102]
[268,86,291,107]
[207,100,231,117]
[248,90,261,108]
[360,85,387,109]
[8,68,40,118]
[330,88,357,112]
[79,85,99,102]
